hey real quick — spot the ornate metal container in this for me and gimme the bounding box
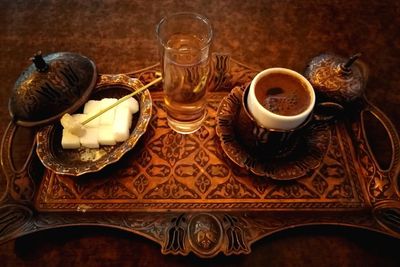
[8,51,97,127]
[304,53,368,106]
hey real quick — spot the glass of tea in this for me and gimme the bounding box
[156,12,213,134]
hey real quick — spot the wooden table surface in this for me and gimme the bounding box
[1,0,400,266]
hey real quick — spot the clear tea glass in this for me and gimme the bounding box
[156,12,213,134]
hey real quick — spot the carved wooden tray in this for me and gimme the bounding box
[1,53,400,258]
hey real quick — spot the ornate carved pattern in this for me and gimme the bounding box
[149,132,199,167]
[163,214,187,255]
[195,175,212,194]
[11,171,36,202]
[354,106,400,202]
[303,53,368,104]
[145,178,200,199]
[207,53,258,92]
[1,54,400,257]
[0,123,38,203]
[373,201,400,237]
[33,93,370,211]
[133,174,149,194]
[83,179,137,200]
[223,214,250,254]
[188,213,223,256]
[0,204,33,240]
[207,177,258,199]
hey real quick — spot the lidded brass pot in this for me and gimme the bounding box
[9,51,97,127]
[304,53,368,107]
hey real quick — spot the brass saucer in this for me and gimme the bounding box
[216,86,331,180]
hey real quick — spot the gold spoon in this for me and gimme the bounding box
[61,74,162,136]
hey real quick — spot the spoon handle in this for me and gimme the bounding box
[82,76,162,125]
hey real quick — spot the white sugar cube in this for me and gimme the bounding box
[61,96,141,150]
[80,127,99,148]
[98,125,116,145]
[83,100,100,113]
[121,97,139,114]
[113,105,132,142]
[83,100,101,127]
[100,98,117,125]
[61,129,80,149]
[72,113,87,123]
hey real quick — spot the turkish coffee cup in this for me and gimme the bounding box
[236,68,316,156]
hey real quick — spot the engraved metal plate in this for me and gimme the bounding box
[1,53,400,258]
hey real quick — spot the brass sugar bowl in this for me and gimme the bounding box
[304,53,369,107]
[8,51,97,127]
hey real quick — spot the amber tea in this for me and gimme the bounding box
[156,12,213,134]
[163,33,209,133]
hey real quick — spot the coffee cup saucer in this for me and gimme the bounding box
[216,86,331,180]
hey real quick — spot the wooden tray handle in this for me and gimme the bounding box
[361,97,400,198]
[357,97,400,236]
[0,121,37,203]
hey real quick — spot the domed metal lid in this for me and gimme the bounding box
[9,51,97,127]
[304,53,368,105]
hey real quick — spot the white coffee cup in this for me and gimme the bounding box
[247,68,315,130]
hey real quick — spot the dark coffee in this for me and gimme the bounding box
[254,73,311,116]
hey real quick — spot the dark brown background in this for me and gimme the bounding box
[1,0,400,266]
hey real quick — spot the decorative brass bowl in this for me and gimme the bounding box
[35,74,152,176]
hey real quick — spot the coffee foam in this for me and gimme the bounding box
[255,73,310,116]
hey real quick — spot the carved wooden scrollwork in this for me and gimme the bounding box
[1,53,400,257]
